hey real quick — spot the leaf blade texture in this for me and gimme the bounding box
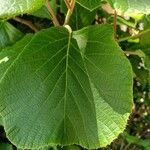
[0,21,23,49]
[107,0,150,15]
[0,0,45,19]
[0,25,133,149]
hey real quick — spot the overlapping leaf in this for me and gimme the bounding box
[0,0,45,19]
[127,15,150,103]
[32,0,57,20]
[0,21,23,49]
[107,0,150,15]
[61,1,97,30]
[0,25,133,149]
[76,0,150,15]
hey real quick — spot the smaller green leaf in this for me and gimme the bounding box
[32,6,51,19]
[128,45,150,96]
[32,0,57,20]
[140,15,150,46]
[130,55,149,87]
[0,21,23,49]
[137,18,150,72]
[61,1,97,30]
[142,48,150,71]
[0,0,46,19]
[70,4,97,30]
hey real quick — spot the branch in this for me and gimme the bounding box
[46,0,60,26]
[13,17,39,32]
[118,28,150,42]
[123,50,145,58]
[64,0,72,9]
[113,10,117,39]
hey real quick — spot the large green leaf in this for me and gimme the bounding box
[76,0,102,11]
[0,21,23,49]
[107,0,150,15]
[0,0,45,19]
[0,25,133,149]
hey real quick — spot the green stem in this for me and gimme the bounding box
[117,16,136,28]
[64,0,71,9]
[113,10,117,39]
[64,0,75,25]
[118,28,150,42]
[123,51,139,56]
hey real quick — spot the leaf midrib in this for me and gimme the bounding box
[63,30,72,138]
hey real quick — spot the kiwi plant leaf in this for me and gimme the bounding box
[0,21,23,49]
[0,0,46,19]
[107,0,150,15]
[32,0,57,20]
[76,0,150,15]
[0,25,133,149]
[60,1,97,30]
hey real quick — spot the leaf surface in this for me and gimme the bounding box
[138,15,150,79]
[0,21,23,49]
[0,25,133,149]
[0,0,45,19]
[107,0,150,15]
[61,1,97,30]
[32,0,57,20]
